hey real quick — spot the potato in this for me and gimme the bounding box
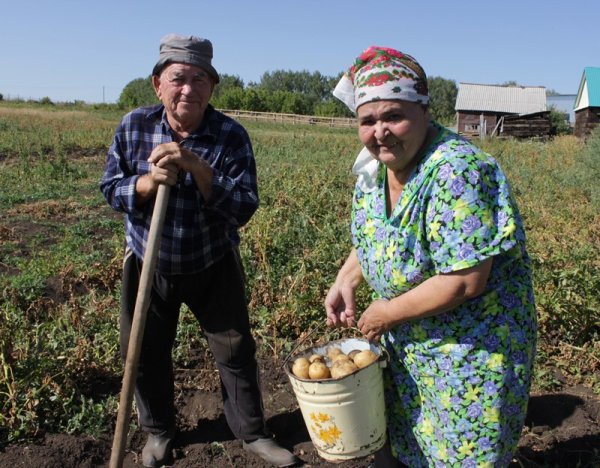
[291,357,310,379]
[308,361,331,380]
[308,353,325,363]
[327,347,344,360]
[331,353,351,363]
[353,349,378,369]
[330,359,358,379]
[347,349,361,360]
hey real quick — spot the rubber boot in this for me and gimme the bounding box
[243,436,300,467]
[142,429,175,467]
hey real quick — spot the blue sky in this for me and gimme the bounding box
[1,0,597,103]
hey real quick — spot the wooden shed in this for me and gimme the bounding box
[573,67,600,138]
[455,83,550,139]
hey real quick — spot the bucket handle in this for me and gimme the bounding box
[282,322,324,369]
[282,322,388,369]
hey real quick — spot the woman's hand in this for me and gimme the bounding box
[325,250,363,328]
[357,299,394,343]
[324,282,357,328]
[356,258,494,341]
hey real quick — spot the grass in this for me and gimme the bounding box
[0,102,598,445]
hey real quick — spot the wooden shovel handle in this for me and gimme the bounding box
[109,183,170,468]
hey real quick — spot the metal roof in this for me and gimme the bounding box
[574,67,600,111]
[455,83,547,115]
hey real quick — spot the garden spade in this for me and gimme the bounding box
[109,184,170,468]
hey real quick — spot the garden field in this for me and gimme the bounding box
[0,102,599,466]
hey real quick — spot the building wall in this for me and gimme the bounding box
[574,107,600,138]
[502,112,550,138]
[457,111,499,137]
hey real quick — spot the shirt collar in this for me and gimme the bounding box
[148,104,218,141]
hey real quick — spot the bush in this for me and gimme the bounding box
[118,76,158,109]
[548,106,571,136]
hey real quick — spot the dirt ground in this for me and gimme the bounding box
[1,349,599,468]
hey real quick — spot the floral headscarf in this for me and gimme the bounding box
[333,46,429,113]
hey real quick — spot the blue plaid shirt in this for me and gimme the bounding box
[101,104,259,275]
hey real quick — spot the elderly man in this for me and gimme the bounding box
[101,34,299,468]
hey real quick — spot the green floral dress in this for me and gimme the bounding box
[351,126,536,467]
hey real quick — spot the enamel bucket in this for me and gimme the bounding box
[285,337,387,461]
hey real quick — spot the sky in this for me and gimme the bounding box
[1,0,598,104]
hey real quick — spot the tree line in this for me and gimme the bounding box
[118,70,459,124]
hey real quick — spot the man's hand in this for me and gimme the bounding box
[148,142,205,175]
[137,142,213,202]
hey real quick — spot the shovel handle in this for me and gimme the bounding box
[109,183,170,468]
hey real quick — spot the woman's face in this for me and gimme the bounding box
[152,63,215,132]
[357,99,431,175]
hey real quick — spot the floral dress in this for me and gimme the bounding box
[351,126,536,467]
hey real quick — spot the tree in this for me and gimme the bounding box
[548,105,570,136]
[241,88,267,112]
[428,76,458,124]
[212,74,244,99]
[118,76,158,109]
[314,99,353,117]
[211,87,245,110]
[256,70,341,114]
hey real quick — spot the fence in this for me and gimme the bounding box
[217,109,356,129]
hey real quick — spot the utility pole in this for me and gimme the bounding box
[103,86,105,103]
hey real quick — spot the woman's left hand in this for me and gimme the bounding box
[357,299,394,343]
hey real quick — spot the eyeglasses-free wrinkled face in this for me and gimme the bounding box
[357,99,430,177]
[153,63,215,132]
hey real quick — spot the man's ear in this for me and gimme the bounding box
[152,75,161,99]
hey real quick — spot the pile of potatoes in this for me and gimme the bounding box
[291,346,378,380]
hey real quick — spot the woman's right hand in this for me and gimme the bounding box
[324,249,363,328]
[324,282,356,328]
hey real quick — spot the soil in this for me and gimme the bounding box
[1,190,599,467]
[0,350,599,468]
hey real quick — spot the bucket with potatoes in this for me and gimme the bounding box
[284,336,387,461]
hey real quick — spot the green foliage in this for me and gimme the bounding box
[548,105,571,136]
[428,76,458,124]
[118,76,158,109]
[211,87,245,110]
[120,69,348,116]
[314,99,354,118]
[212,73,245,99]
[0,103,598,443]
[563,126,600,210]
[257,69,336,101]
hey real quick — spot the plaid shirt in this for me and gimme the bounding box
[100,104,258,275]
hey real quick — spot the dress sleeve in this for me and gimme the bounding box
[425,149,521,274]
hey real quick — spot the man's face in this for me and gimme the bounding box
[152,63,215,131]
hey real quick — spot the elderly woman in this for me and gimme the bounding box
[325,47,536,467]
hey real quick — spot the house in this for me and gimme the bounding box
[573,67,600,138]
[455,83,550,138]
